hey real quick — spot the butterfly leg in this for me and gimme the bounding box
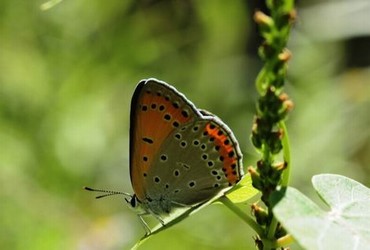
[151,213,165,226]
[137,214,152,235]
[137,214,166,236]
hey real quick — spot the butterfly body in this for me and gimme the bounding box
[128,79,243,225]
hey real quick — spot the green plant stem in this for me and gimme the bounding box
[280,121,291,187]
[266,213,278,239]
[218,196,264,236]
[266,122,291,239]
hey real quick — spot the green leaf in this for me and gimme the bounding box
[226,174,259,203]
[272,174,370,250]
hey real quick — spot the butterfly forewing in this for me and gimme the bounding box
[130,79,201,201]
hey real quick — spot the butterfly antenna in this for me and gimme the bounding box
[84,186,132,199]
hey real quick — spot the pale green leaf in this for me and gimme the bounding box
[272,174,370,250]
[226,174,259,203]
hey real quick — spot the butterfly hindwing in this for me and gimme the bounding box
[145,115,243,207]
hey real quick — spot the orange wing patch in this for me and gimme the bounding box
[204,122,241,185]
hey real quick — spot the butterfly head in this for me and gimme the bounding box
[125,194,147,213]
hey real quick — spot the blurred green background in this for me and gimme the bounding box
[1,0,369,249]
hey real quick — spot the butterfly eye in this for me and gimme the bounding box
[126,195,140,208]
[128,197,136,207]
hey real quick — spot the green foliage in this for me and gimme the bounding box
[226,174,259,204]
[272,174,370,249]
[249,0,295,248]
[249,0,370,249]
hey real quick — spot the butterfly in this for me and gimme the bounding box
[86,78,243,235]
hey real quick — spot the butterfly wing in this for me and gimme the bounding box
[129,79,201,202]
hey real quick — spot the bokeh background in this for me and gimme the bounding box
[1,0,369,249]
